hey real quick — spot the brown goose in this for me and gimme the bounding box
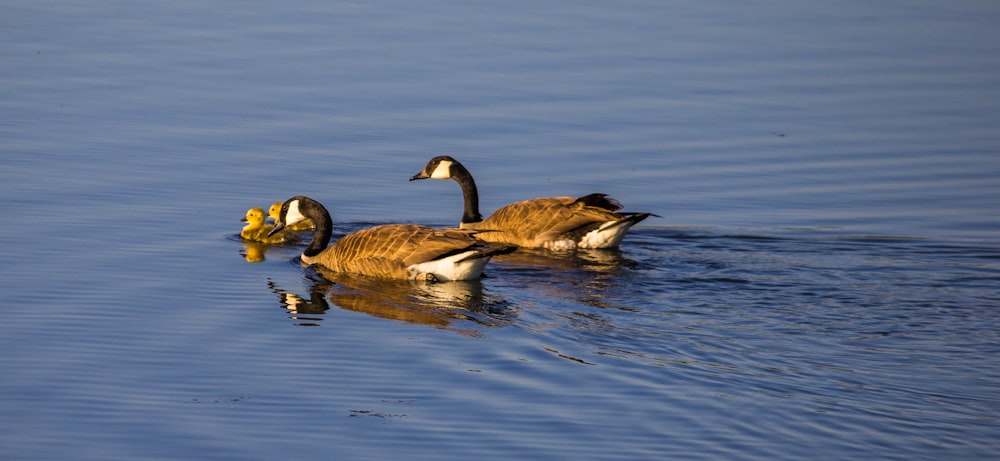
[410,156,653,250]
[269,196,514,281]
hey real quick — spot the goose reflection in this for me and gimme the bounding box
[490,247,638,310]
[492,247,633,272]
[267,266,514,331]
[267,277,332,326]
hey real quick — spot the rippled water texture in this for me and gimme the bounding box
[2,1,999,460]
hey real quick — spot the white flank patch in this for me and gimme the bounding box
[408,250,491,281]
[578,221,632,249]
[544,239,578,251]
[284,199,307,227]
[430,159,454,179]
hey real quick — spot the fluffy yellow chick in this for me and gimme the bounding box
[241,207,298,244]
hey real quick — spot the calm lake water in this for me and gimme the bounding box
[2,1,999,460]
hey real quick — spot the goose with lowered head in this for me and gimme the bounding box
[269,201,315,231]
[269,196,515,281]
[410,156,653,250]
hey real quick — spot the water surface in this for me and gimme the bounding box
[2,1,999,460]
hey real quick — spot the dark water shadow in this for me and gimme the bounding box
[267,265,515,333]
[489,247,641,311]
[491,247,637,273]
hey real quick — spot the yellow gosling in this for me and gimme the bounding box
[241,207,298,244]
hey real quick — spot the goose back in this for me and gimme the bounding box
[463,195,650,250]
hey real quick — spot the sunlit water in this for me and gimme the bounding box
[2,1,999,460]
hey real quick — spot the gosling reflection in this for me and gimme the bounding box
[268,266,514,331]
[239,240,300,263]
[241,241,267,263]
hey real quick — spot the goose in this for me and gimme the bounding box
[269,201,315,231]
[240,207,299,244]
[269,196,515,281]
[409,156,653,250]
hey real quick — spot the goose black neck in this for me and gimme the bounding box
[300,196,333,257]
[452,162,483,224]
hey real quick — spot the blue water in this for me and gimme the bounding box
[2,1,999,460]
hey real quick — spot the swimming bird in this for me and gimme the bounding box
[241,207,298,244]
[269,196,515,281]
[269,201,315,231]
[409,156,653,250]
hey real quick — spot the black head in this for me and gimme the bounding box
[410,155,460,181]
[268,196,310,236]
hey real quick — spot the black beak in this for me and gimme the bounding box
[268,221,286,237]
[240,216,248,222]
[409,172,429,181]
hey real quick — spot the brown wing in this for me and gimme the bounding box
[318,224,485,278]
[572,193,623,212]
[398,227,485,266]
[474,196,623,246]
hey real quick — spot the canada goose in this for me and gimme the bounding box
[269,201,315,231]
[410,156,653,250]
[241,207,299,244]
[269,196,515,281]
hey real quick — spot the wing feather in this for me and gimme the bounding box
[470,196,627,247]
[314,224,504,279]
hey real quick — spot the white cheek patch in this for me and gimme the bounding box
[285,200,306,226]
[430,160,453,179]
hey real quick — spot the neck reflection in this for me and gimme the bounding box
[267,267,514,332]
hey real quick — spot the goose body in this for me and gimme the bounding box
[269,201,315,231]
[410,156,653,250]
[269,196,515,281]
[241,208,298,244]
